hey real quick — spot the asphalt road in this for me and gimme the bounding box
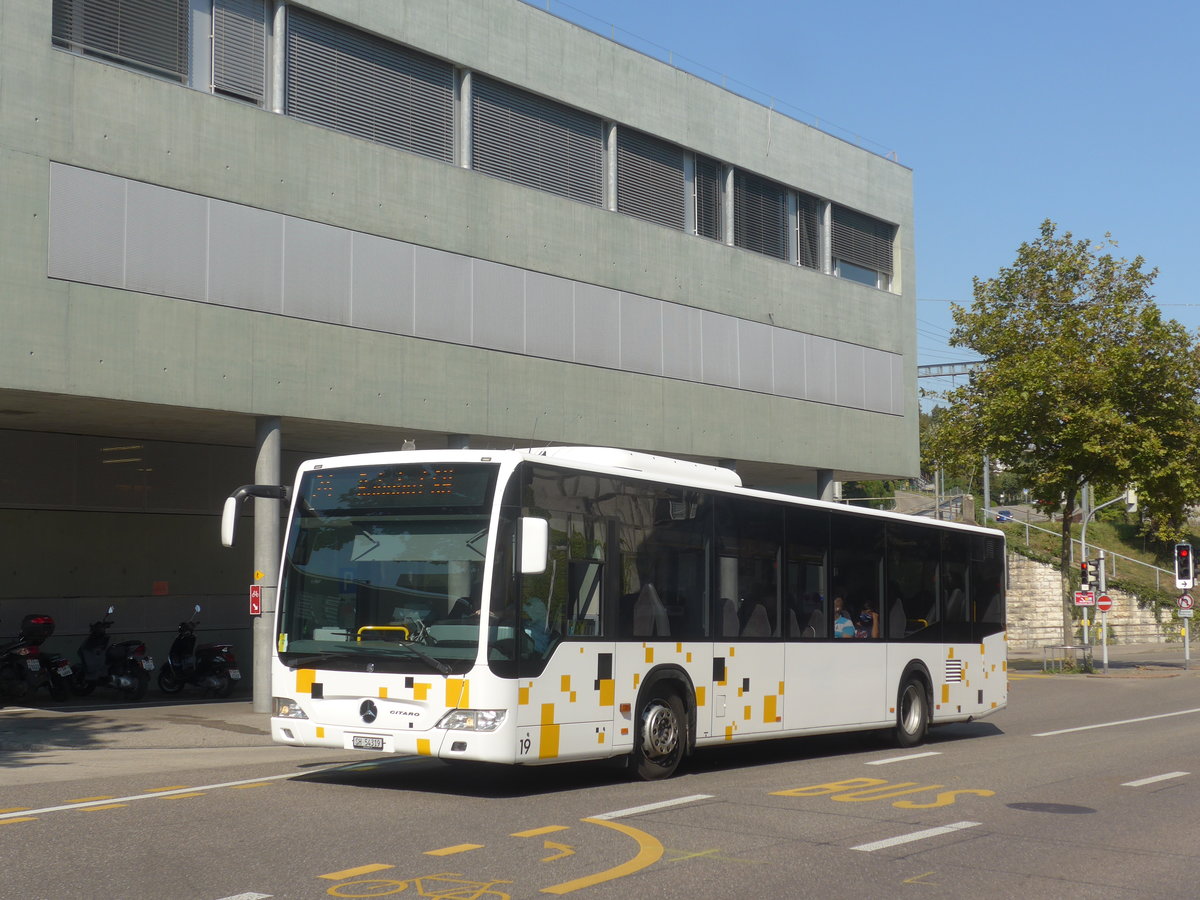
[3,648,1200,899]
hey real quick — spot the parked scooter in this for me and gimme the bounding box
[0,614,71,703]
[71,606,154,701]
[158,605,241,698]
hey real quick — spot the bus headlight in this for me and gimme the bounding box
[437,709,506,732]
[274,697,309,719]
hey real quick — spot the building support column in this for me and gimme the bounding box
[817,469,836,503]
[253,416,282,714]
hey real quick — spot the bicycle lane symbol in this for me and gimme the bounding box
[321,815,665,897]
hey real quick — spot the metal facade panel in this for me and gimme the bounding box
[700,309,739,388]
[48,163,127,288]
[471,259,526,354]
[771,328,806,399]
[805,335,837,405]
[835,342,866,410]
[738,319,774,394]
[413,245,472,344]
[862,348,893,414]
[125,179,207,302]
[891,353,905,415]
[350,232,415,335]
[661,302,703,382]
[573,283,620,369]
[618,291,663,376]
[524,271,574,361]
[208,198,283,313]
[283,217,352,324]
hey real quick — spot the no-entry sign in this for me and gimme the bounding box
[1096,595,1113,612]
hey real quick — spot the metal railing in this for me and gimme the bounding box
[1000,516,1173,591]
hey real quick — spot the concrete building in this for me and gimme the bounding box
[0,0,916,675]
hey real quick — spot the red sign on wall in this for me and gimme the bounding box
[249,584,262,616]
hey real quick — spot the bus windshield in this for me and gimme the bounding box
[276,462,499,675]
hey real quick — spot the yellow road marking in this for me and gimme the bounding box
[0,817,37,826]
[542,841,575,862]
[158,792,206,800]
[424,843,484,856]
[540,817,663,895]
[232,782,271,789]
[0,807,31,814]
[80,804,129,812]
[665,848,761,864]
[69,795,113,802]
[145,786,189,793]
[904,871,939,884]
[319,864,395,880]
[512,825,570,837]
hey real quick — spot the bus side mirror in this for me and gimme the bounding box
[519,517,549,575]
[221,484,289,547]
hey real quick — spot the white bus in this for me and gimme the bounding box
[223,447,1006,779]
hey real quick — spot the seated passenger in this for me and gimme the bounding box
[832,597,855,639]
[854,606,880,639]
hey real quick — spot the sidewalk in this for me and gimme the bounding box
[1009,640,1200,676]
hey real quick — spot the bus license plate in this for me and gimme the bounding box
[351,735,386,751]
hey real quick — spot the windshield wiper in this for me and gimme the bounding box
[283,646,452,676]
[393,642,453,675]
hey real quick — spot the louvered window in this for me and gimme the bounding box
[471,76,603,205]
[734,171,788,261]
[832,205,894,276]
[694,155,723,241]
[796,193,822,270]
[214,0,267,103]
[52,0,189,81]
[616,128,685,230]
[285,9,454,162]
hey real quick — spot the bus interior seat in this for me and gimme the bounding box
[633,583,670,636]
[720,598,739,636]
[741,602,771,637]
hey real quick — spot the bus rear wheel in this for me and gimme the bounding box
[632,691,686,780]
[894,677,929,748]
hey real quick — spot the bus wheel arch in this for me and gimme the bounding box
[630,666,694,780]
[894,662,932,748]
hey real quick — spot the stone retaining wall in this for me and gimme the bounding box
[1006,553,1172,649]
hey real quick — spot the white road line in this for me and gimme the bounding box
[1122,772,1190,787]
[591,794,714,821]
[214,894,272,900]
[867,751,941,765]
[852,820,981,852]
[0,768,338,820]
[1033,707,1200,737]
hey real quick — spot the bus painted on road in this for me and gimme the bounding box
[224,446,1006,779]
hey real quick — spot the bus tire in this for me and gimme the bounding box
[632,690,687,780]
[894,676,929,748]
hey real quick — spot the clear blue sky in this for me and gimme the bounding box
[524,0,1199,401]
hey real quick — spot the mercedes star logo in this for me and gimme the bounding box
[359,699,378,724]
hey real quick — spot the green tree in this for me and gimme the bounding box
[925,220,1200,643]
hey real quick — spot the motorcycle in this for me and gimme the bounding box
[71,606,154,701]
[158,604,241,698]
[0,614,71,704]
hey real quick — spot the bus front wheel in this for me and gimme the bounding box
[894,677,929,748]
[632,691,686,780]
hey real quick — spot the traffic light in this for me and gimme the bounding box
[1124,486,1138,514]
[1081,559,1098,590]
[1175,543,1194,589]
